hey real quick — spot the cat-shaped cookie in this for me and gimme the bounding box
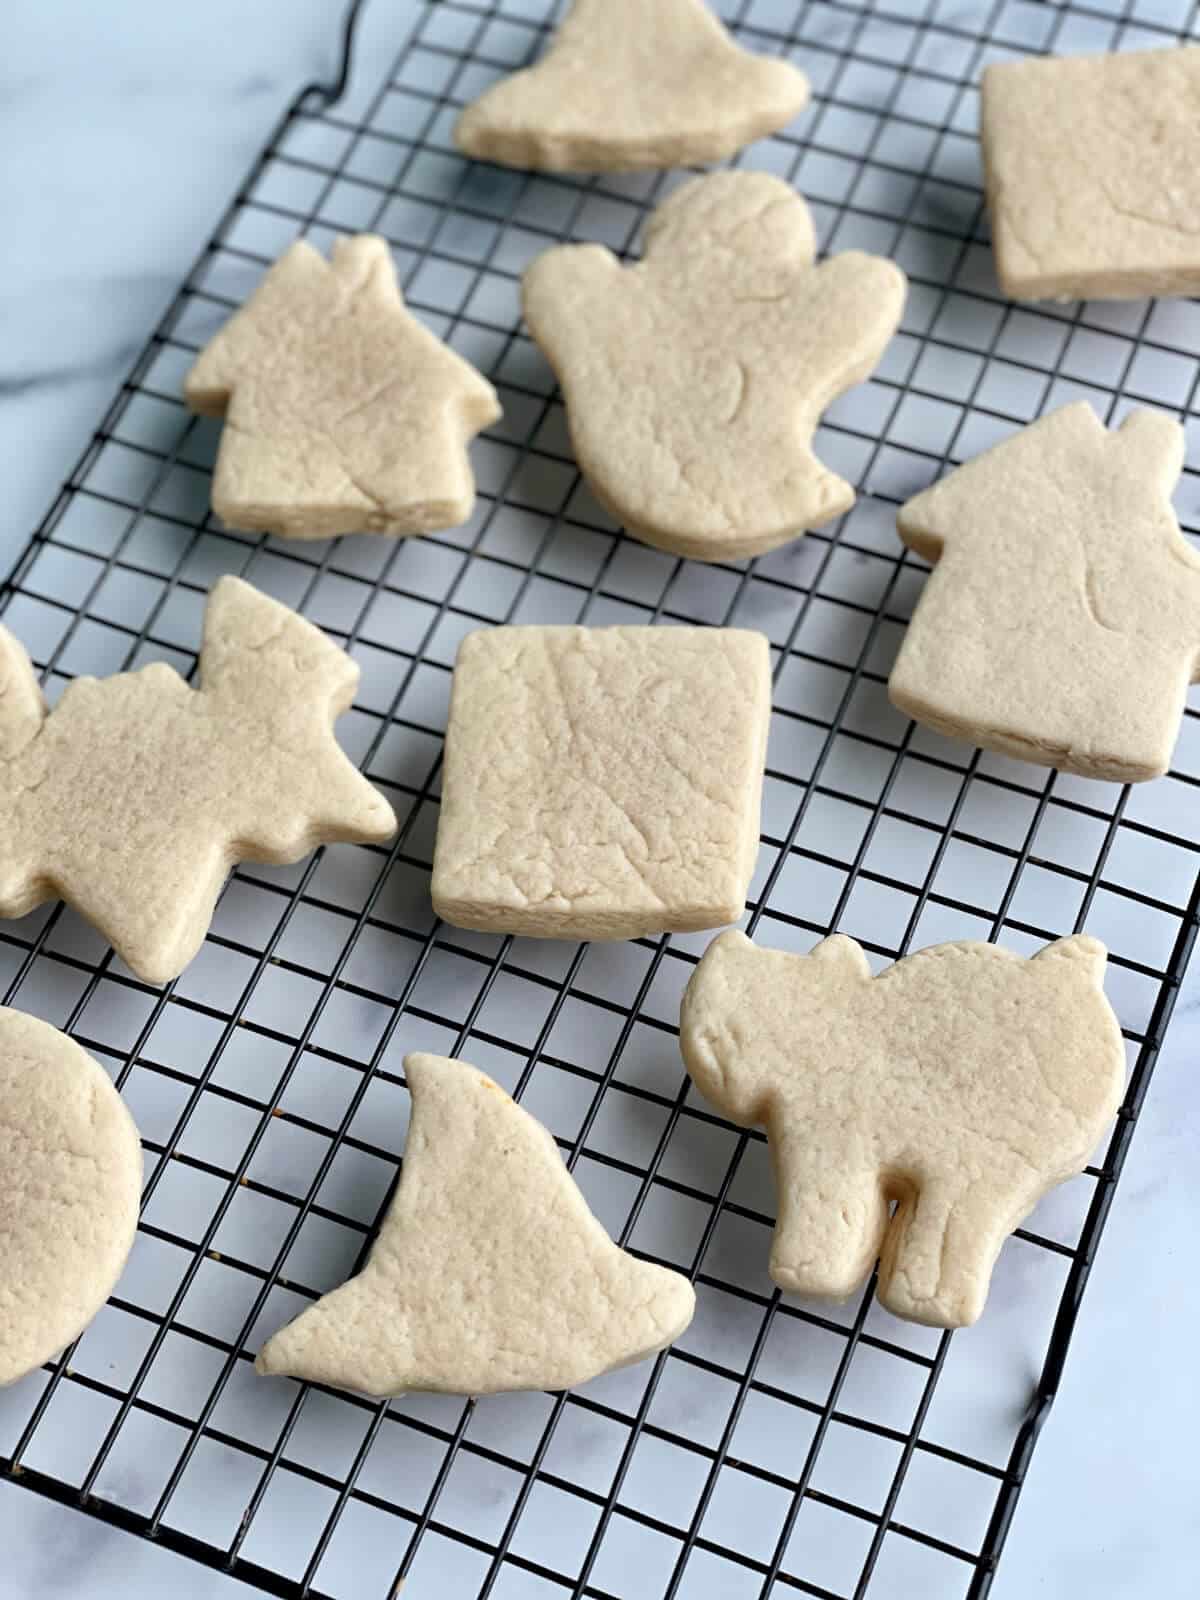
[681,931,1124,1327]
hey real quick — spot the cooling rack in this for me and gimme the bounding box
[2,0,1199,1596]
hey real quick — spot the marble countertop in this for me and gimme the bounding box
[2,1,1199,1596]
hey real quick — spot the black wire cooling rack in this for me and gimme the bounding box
[2,1,1199,1596]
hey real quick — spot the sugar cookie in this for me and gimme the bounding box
[982,45,1200,301]
[257,1054,695,1395]
[523,173,906,560]
[889,402,1200,781]
[681,931,1124,1328]
[431,624,771,940]
[185,234,501,538]
[455,0,809,173]
[1,1008,142,1384]
[0,575,396,984]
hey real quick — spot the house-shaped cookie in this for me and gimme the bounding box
[889,402,1200,781]
[455,0,809,173]
[523,173,906,562]
[681,931,1124,1328]
[186,234,501,539]
[0,576,396,983]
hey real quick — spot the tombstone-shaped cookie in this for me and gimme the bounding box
[681,931,1124,1328]
[185,234,501,538]
[455,0,809,172]
[0,576,396,984]
[1,1008,142,1384]
[889,402,1200,780]
[523,173,906,561]
[257,1054,695,1395]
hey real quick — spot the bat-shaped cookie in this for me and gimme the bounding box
[0,576,396,983]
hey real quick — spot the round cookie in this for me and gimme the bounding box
[0,1008,142,1384]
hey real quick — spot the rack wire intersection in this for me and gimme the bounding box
[2,1,1199,1596]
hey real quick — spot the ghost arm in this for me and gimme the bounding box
[792,253,907,392]
[522,245,624,370]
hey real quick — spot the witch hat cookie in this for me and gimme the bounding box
[257,1055,696,1395]
[455,0,809,172]
[0,576,396,984]
[186,235,500,538]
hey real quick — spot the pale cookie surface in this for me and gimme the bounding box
[523,173,906,561]
[1,1008,142,1384]
[889,402,1200,782]
[455,0,809,172]
[431,624,771,940]
[185,234,501,538]
[681,932,1124,1328]
[257,1054,695,1395]
[0,576,396,984]
[983,45,1200,301]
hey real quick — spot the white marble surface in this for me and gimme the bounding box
[2,1,1200,1597]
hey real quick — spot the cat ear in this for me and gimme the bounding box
[1033,935,1107,986]
[808,934,872,981]
[0,628,46,759]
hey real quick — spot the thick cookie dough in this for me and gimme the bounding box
[455,0,809,172]
[431,624,772,940]
[256,1054,695,1395]
[523,173,906,560]
[982,45,1200,301]
[186,234,500,537]
[0,575,397,984]
[889,402,1200,781]
[681,931,1124,1328]
[1,1008,142,1384]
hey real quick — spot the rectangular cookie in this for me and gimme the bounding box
[982,45,1200,301]
[432,625,771,940]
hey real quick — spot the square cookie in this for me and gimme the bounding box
[982,45,1200,301]
[432,626,771,940]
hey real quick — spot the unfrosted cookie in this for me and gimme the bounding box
[983,46,1200,301]
[523,173,906,561]
[889,402,1200,782]
[257,1053,694,1395]
[681,931,1123,1328]
[455,0,809,173]
[431,624,771,940]
[185,234,501,538]
[1,1008,142,1384]
[0,575,396,984]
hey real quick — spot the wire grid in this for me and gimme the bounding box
[2,0,1200,1596]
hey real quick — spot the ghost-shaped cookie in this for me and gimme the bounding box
[256,1054,695,1395]
[681,931,1124,1328]
[455,0,809,173]
[0,576,396,984]
[523,172,906,561]
[186,234,501,538]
